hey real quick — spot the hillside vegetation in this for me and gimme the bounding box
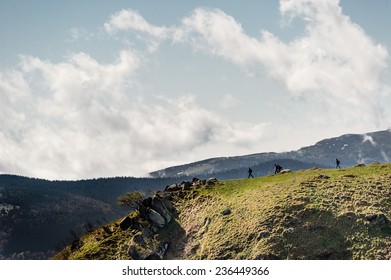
[55,163,391,260]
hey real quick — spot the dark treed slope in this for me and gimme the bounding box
[0,175,183,259]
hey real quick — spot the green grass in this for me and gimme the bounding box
[171,164,391,259]
[54,163,391,260]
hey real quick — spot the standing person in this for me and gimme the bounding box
[275,164,282,174]
[248,167,254,178]
[336,158,341,169]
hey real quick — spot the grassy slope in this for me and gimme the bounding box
[55,163,391,260]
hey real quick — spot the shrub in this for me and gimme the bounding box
[117,191,144,211]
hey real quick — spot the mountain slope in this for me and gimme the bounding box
[55,163,391,260]
[149,129,391,178]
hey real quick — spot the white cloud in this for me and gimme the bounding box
[0,51,270,179]
[0,71,31,132]
[173,8,262,65]
[173,1,390,128]
[104,9,169,39]
[104,9,171,53]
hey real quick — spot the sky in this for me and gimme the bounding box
[0,0,391,180]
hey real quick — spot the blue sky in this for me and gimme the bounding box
[1,0,391,179]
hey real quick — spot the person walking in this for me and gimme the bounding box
[336,158,341,169]
[248,167,254,178]
[274,164,282,174]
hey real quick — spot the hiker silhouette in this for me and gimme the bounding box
[274,164,283,174]
[336,158,341,169]
[248,167,254,178]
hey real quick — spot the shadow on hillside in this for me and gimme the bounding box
[258,205,388,260]
[156,218,187,260]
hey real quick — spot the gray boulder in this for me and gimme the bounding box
[148,209,166,228]
[161,197,174,211]
[165,183,181,192]
[151,196,172,223]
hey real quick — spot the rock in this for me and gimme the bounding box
[192,177,200,183]
[102,226,112,235]
[148,209,166,228]
[165,183,180,192]
[144,241,170,260]
[142,228,153,238]
[257,232,270,240]
[132,233,144,245]
[279,169,291,174]
[161,197,174,211]
[317,174,330,179]
[126,245,141,260]
[142,197,152,208]
[180,181,192,190]
[365,213,389,224]
[156,241,170,259]
[200,179,207,185]
[355,163,366,167]
[377,214,389,224]
[206,178,218,186]
[151,196,172,223]
[151,225,159,233]
[222,208,231,216]
[119,216,134,230]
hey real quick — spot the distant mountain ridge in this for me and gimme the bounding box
[149,129,391,178]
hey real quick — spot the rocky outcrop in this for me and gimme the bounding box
[151,196,172,223]
[165,178,219,192]
[130,178,220,259]
[59,177,221,260]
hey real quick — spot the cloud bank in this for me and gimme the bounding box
[0,51,269,179]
